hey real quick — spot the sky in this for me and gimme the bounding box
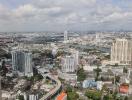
[0,0,132,32]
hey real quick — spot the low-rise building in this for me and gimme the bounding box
[58,70,77,81]
[56,92,67,100]
[119,84,129,95]
[83,79,97,88]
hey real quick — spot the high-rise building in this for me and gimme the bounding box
[96,33,102,43]
[28,94,39,100]
[61,56,77,73]
[71,49,79,65]
[64,31,68,43]
[12,50,33,76]
[111,38,132,65]
[24,52,33,76]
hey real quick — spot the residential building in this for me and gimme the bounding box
[58,70,77,81]
[61,56,77,73]
[11,50,33,76]
[70,49,79,65]
[28,94,39,100]
[111,38,132,65]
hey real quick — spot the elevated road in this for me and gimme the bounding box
[40,74,61,100]
[38,70,61,100]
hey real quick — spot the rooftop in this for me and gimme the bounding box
[56,92,67,100]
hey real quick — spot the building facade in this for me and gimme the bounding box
[12,50,33,76]
[64,31,68,43]
[111,38,132,65]
[61,56,77,73]
[28,94,39,100]
[71,49,79,65]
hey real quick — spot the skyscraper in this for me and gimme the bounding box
[61,49,79,73]
[111,38,132,65]
[24,52,33,76]
[64,30,68,43]
[71,49,79,65]
[12,50,33,76]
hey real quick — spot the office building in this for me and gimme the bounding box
[12,50,33,76]
[111,38,132,65]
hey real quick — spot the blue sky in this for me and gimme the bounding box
[0,0,132,32]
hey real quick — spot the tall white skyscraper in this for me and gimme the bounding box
[111,38,132,65]
[70,49,79,65]
[61,49,79,73]
[24,52,33,76]
[12,50,33,76]
[96,33,101,43]
[64,30,68,43]
[61,56,77,73]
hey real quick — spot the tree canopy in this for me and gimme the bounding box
[77,68,86,82]
[85,90,101,100]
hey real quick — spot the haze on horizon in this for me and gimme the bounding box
[0,0,132,32]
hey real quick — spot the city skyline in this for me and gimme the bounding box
[0,0,132,32]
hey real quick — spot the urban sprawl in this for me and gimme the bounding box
[0,31,132,100]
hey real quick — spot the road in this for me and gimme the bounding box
[39,73,62,100]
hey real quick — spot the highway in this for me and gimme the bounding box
[39,73,61,100]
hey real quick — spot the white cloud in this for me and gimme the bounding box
[0,0,132,31]
[100,12,132,23]
[13,4,35,18]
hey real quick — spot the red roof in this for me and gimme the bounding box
[56,92,67,100]
[119,85,129,93]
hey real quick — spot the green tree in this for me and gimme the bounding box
[115,75,120,83]
[66,86,72,92]
[85,90,93,99]
[67,91,79,100]
[85,90,101,100]
[93,92,101,100]
[113,91,118,100]
[124,96,128,100]
[104,55,110,60]
[94,66,102,81]
[66,86,79,100]
[103,94,114,100]
[123,67,128,73]
[77,68,86,82]
[18,95,24,100]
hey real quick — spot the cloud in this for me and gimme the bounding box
[100,12,132,23]
[0,0,132,31]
